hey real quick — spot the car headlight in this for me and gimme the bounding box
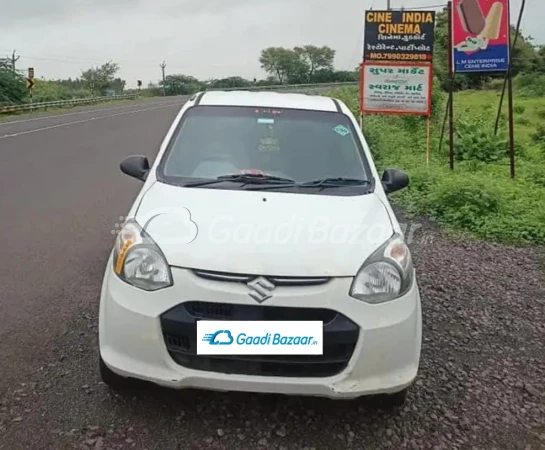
[349,233,414,304]
[113,219,173,291]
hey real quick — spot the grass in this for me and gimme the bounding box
[328,86,545,245]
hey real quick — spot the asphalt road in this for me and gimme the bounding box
[0,97,185,393]
[0,97,544,450]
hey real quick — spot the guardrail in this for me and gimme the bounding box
[208,81,359,92]
[0,94,138,115]
[0,83,358,115]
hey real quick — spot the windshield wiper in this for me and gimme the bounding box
[300,177,371,187]
[247,177,373,191]
[184,173,296,188]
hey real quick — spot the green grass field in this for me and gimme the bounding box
[329,86,545,245]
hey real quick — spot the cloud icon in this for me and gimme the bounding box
[208,330,234,345]
[140,206,198,245]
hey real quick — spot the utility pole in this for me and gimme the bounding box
[11,50,20,72]
[160,61,166,96]
[387,0,391,9]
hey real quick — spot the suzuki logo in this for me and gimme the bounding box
[247,277,275,303]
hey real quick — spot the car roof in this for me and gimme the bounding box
[195,90,340,112]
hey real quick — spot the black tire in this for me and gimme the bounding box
[365,387,409,410]
[99,355,129,389]
[380,388,408,408]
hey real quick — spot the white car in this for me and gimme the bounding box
[98,90,422,407]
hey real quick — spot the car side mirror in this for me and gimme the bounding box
[381,168,409,194]
[120,155,150,181]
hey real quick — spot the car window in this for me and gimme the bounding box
[159,105,370,185]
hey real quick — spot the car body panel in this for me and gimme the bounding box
[99,91,421,399]
[134,181,393,277]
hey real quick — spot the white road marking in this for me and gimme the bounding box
[0,103,181,140]
[0,100,183,127]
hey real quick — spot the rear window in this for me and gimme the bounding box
[158,105,370,184]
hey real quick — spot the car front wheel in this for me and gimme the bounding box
[99,355,130,389]
[364,387,409,410]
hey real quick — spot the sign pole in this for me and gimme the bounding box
[359,62,364,130]
[447,1,455,170]
[507,74,515,178]
[426,114,431,165]
[27,67,35,108]
[506,26,516,179]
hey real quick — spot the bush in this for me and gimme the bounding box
[513,105,525,114]
[426,178,500,231]
[453,119,511,163]
[531,124,545,144]
[515,73,545,97]
[487,78,505,90]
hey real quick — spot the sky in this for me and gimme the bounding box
[1,0,542,89]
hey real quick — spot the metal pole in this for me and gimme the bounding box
[11,50,20,72]
[426,115,431,165]
[494,0,525,136]
[507,72,515,179]
[387,0,391,9]
[506,20,516,179]
[447,1,455,170]
[439,95,450,154]
[160,61,166,97]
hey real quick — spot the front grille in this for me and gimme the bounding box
[185,301,338,324]
[160,302,359,378]
[192,269,330,287]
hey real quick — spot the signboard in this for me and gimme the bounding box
[452,0,510,72]
[360,62,432,116]
[364,10,436,62]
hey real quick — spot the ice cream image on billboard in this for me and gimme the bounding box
[455,0,504,53]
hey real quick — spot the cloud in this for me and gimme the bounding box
[210,330,234,345]
[2,0,542,89]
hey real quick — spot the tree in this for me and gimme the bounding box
[259,47,308,84]
[161,74,203,95]
[110,78,126,94]
[294,45,336,81]
[209,76,251,89]
[81,61,121,96]
[0,58,26,104]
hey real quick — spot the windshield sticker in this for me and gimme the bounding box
[258,118,275,124]
[255,109,283,116]
[258,124,280,152]
[333,125,350,136]
[258,138,280,152]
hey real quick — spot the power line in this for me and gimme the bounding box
[396,4,447,10]
[1,51,257,71]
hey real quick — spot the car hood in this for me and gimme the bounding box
[134,182,394,277]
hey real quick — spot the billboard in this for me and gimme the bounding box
[452,0,510,72]
[364,10,436,62]
[360,62,433,116]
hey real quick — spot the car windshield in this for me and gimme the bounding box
[158,105,372,194]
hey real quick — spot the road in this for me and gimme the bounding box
[0,97,544,450]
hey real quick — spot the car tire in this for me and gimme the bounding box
[365,387,408,410]
[380,388,408,408]
[99,355,129,389]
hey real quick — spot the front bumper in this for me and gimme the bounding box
[99,258,422,399]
